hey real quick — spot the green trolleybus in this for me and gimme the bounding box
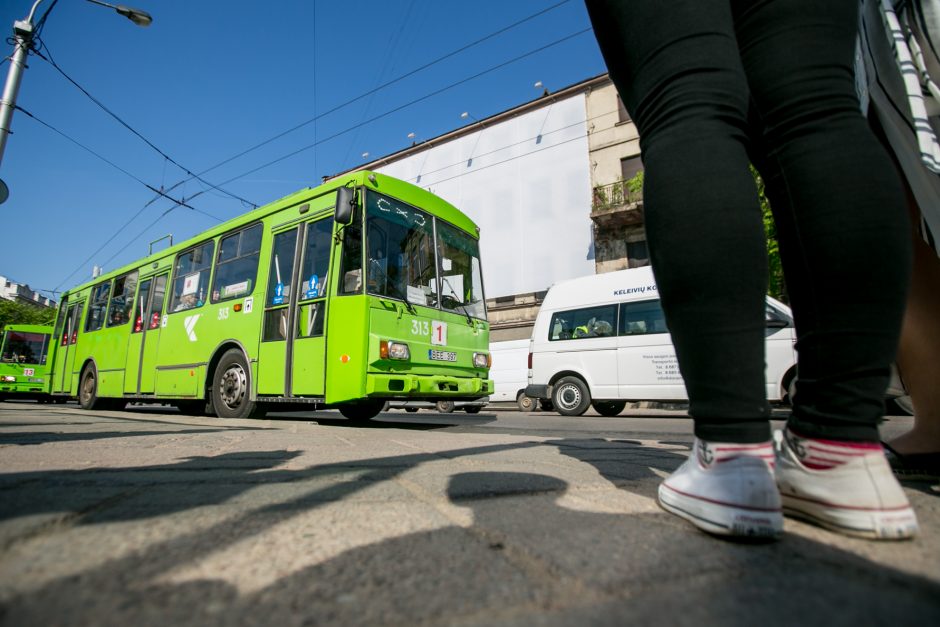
[0,324,55,402]
[50,172,492,420]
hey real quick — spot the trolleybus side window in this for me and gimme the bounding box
[149,275,167,329]
[132,278,152,333]
[85,281,112,332]
[339,203,363,295]
[211,223,263,303]
[263,228,298,342]
[170,241,214,313]
[107,271,138,328]
[53,296,69,343]
[297,219,333,338]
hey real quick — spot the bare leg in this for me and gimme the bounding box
[890,198,940,455]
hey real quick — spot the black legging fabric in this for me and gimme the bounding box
[586,0,911,443]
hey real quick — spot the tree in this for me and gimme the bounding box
[751,166,787,303]
[0,299,56,332]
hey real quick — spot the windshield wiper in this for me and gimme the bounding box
[441,276,473,325]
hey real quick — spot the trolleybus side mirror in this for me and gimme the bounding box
[335,186,357,225]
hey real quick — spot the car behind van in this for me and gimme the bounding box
[524,267,797,416]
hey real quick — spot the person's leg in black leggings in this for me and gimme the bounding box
[734,0,911,442]
[586,0,771,443]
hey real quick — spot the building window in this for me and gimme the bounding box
[621,155,644,181]
[617,95,630,123]
[627,240,650,268]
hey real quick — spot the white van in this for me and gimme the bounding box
[525,266,797,416]
[489,339,539,410]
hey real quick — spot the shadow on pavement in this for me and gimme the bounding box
[2,441,939,625]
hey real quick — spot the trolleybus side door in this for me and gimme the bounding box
[290,217,333,397]
[54,300,84,394]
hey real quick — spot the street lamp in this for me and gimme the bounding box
[0,0,152,204]
[86,0,153,27]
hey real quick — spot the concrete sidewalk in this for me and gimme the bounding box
[0,403,937,625]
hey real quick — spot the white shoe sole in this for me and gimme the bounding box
[781,493,919,540]
[659,482,783,538]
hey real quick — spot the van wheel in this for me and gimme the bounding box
[79,366,105,411]
[592,400,626,417]
[516,392,535,412]
[212,349,261,419]
[552,376,591,416]
[436,400,455,413]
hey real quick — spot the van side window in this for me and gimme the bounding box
[619,299,668,336]
[549,304,617,341]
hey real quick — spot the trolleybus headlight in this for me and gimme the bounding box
[473,352,489,369]
[1,376,15,383]
[381,340,410,361]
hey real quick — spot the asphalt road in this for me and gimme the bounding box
[0,401,937,626]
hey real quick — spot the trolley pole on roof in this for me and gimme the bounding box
[0,0,152,205]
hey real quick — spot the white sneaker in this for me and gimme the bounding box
[775,430,919,540]
[658,438,783,538]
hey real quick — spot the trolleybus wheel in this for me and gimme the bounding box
[552,376,591,416]
[591,400,626,417]
[464,406,482,414]
[436,400,455,413]
[79,366,105,411]
[338,399,385,422]
[212,349,260,419]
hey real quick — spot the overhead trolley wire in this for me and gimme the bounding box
[30,44,259,210]
[205,28,594,193]
[142,0,576,196]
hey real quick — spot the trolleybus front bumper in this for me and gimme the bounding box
[366,373,492,399]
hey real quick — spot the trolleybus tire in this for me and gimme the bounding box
[436,400,455,413]
[591,400,626,417]
[79,366,106,411]
[551,376,591,416]
[212,349,260,419]
[338,399,384,422]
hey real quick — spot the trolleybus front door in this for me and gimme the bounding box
[290,217,332,397]
[257,227,298,396]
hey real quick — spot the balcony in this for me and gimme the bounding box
[591,178,644,229]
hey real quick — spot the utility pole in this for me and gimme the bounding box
[0,0,152,205]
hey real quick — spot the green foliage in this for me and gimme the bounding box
[626,170,644,194]
[750,166,787,303]
[0,299,56,332]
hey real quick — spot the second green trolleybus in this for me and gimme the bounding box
[50,172,492,419]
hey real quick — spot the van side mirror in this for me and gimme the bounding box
[335,186,357,225]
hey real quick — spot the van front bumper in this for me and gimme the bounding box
[525,384,551,400]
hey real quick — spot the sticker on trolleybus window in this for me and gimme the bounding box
[430,320,447,346]
[23,368,34,376]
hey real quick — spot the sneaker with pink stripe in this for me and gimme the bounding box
[658,438,782,538]
[775,429,919,540]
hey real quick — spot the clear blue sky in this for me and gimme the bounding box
[0,0,606,298]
